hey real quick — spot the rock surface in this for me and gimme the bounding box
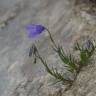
[0,0,96,96]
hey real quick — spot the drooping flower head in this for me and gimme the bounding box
[25,24,45,38]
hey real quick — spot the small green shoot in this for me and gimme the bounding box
[46,29,78,73]
[74,40,96,74]
[30,44,72,84]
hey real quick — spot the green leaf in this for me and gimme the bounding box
[56,46,77,72]
[80,51,87,62]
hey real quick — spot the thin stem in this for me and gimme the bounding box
[34,45,73,83]
[45,28,58,50]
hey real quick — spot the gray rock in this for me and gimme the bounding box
[1,0,96,96]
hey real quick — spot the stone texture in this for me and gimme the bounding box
[0,0,96,96]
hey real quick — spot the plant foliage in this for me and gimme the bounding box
[29,29,96,86]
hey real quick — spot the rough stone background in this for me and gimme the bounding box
[0,0,96,96]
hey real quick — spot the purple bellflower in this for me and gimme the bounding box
[25,24,45,38]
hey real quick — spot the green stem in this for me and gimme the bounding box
[45,28,58,50]
[35,47,72,83]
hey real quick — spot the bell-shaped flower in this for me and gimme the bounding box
[25,24,45,38]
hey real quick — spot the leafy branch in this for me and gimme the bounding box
[74,40,96,74]
[29,44,73,84]
[46,29,78,74]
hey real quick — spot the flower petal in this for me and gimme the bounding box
[25,24,45,38]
